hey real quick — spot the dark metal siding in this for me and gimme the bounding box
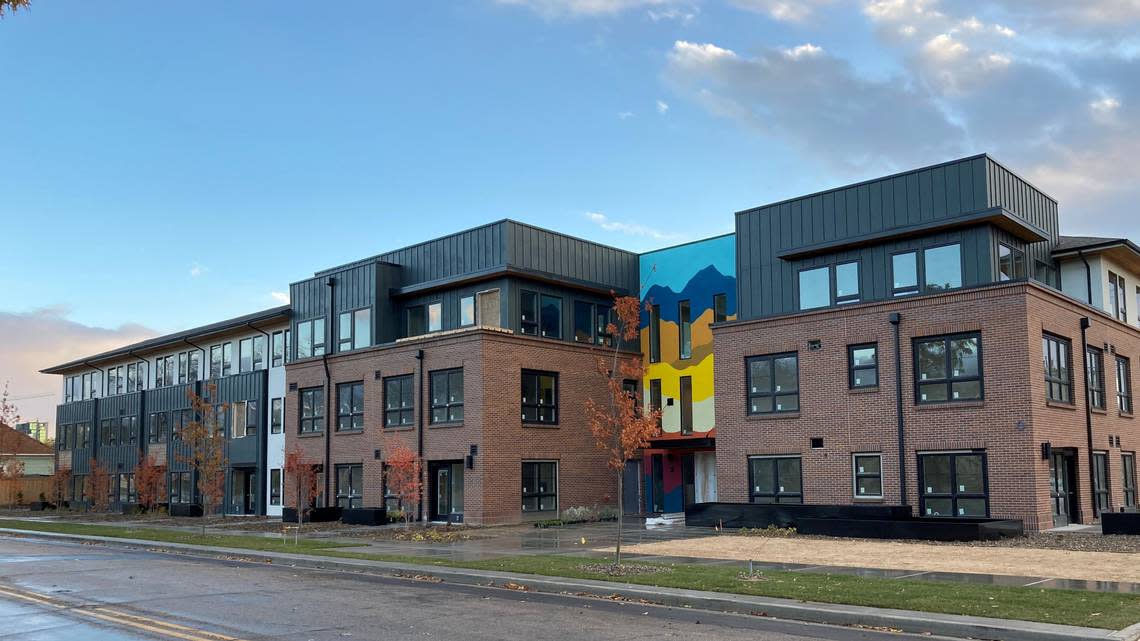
[95,392,143,474]
[57,401,95,475]
[380,220,507,283]
[984,157,1060,279]
[505,221,639,293]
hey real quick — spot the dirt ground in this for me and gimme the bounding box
[617,535,1140,583]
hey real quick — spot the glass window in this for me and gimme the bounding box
[678,300,692,359]
[574,301,594,343]
[539,294,562,338]
[270,469,282,506]
[519,290,539,336]
[924,244,962,291]
[271,397,283,434]
[998,243,1026,281]
[147,412,167,444]
[853,454,883,499]
[748,456,802,503]
[1123,453,1137,509]
[239,338,254,373]
[222,342,233,376]
[1109,272,1128,323]
[335,464,363,509]
[595,304,612,346]
[1087,347,1106,410]
[648,304,661,363]
[1043,334,1072,404]
[1093,452,1111,515]
[747,353,799,414]
[299,387,324,434]
[713,293,728,323]
[428,302,442,333]
[460,296,476,327]
[231,400,257,439]
[521,461,558,512]
[338,312,352,352]
[338,308,372,352]
[848,343,878,389]
[430,368,464,423]
[649,379,662,426]
[1035,261,1057,287]
[914,333,982,403]
[835,261,860,304]
[406,306,425,337]
[384,375,414,428]
[337,382,365,431]
[919,452,988,517]
[272,331,285,367]
[521,370,558,424]
[679,376,693,434]
[892,251,919,296]
[1117,356,1132,414]
[798,266,830,310]
[296,319,325,358]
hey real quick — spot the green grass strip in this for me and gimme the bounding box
[2,519,1137,630]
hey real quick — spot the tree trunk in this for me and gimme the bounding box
[615,470,624,566]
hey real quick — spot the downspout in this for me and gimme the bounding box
[1080,316,1096,521]
[889,313,908,510]
[1079,250,1093,306]
[415,348,425,522]
[246,322,273,517]
[323,277,335,507]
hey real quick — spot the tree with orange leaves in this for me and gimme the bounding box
[384,441,422,526]
[586,293,661,565]
[86,459,112,512]
[284,443,320,541]
[178,385,229,532]
[135,454,167,513]
[49,467,71,507]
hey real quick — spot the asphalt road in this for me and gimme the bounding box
[0,535,941,641]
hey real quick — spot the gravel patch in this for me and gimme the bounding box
[577,563,673,577]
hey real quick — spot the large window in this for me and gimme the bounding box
[172,409,192,442]
[270,469,282,506]
[178,350,201,384]
[335,464,363,509]
[798,266,830,310]
[848,343,878,389]
[746,353,799,414]
[1109,272,1128,323]
[521,370,558,424]
[892,251,919,296]
[521,461,558,512]
[429,368,464,424]
[573,301,594,343]
[428,302,442,333]
[239,336,266,373]
[299,387,324,434]
[338,308,371,352]
[1086,347,1106,410]
[520,290,539,336]
[147,412,167,444]
[272,331,286,367]
[170,472,193,504]
[271,398,283,434]
[853,454,883,499]
[1093,452,1111,515]
[713,293,728,323]
[128,362,145,392]
[295,319,326,359]
[116,473,136,504]
[919,452,988,517]
[835,261,860,304]
[460,295,476,327]
[748,456,802,503]
[407,306,426,337]
[1043,334,1073,404]
[209,344,224,378]
[914,333,982,403]
[1118,356,1133,414]
[678,300,692,359]
[337,382,365,431]
[679,376,693,434]
[924,244,962,291]
[384,375,414,428]
[231,400,257,439]
[1123,453,1137,509]
[648,304,661,363]
[540,294,562,339]
[998,244,1026,281]
[155,355,175,387]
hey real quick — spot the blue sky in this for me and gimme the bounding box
[2,0,1139,422]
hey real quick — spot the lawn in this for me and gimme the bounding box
[2,518,1138,630]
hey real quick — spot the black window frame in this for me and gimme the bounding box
[747,456,803,504]
[539,294,562,339]
[1093,451,1111,515]
[678,299,692,359]
[648,304,661,363]
[649,379,662,427]
[573,300,594,344]
[519,290,539,336]
[918,451,989,518]
[271,397,283,434]
[852,453,883,499]
[847,343,879,389]
[270,468,282,506]
[460,295,476,327]
[231,400,258,439]
[1043,333,1073,404]
[147,411,167,444]
[834,260,861,304]
[797,265,830,310]
[713,293,728,323]
[295,318,326,358]
[335,463,364,509]
[406,305,426,337]
[384,374,415,428]
[1117,355,1133,415]
[891,250,920,296]
[299,387,325,434]
[170,471,194,504]
[1086,346,1106,410]
[923,242,964,292]
[1122,452,1137,509]
[272,331,286,367]
[338,308,371,352]
[913,332,983,404]
[521,461,558,513]
[429,368,464,424]
[336,381,365,432]
[521,369,558,425]
[679,375,693,434]
[746,352,800,415]
[1109,271,1128,323]
[998,243,1026,281]
[427,301,442,333]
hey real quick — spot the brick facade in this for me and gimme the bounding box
[713,282,1140,531]
[284,327,635,525]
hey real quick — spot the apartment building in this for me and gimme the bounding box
[43,306,290,516]
[283,220,641,525]
[713,154,1139,531]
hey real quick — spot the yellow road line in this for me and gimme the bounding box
[0,585,247,641]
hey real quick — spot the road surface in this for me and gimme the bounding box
[0,535,939,641]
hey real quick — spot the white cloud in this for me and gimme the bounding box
[656,100,669,114]
[495,0,668,18]
[617,110,635,119]
[270,291,290,304]
[647,6,697,22]
[783,43,824,59]
[189,262,207,278]
[668,40,737,66]
[923,33,968,61]
[585,212,685,241]
[731,0,834,22]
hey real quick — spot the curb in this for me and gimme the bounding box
[1,527,1134,641]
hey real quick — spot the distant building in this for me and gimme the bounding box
[0,424,55,476]
[14,421,49,444]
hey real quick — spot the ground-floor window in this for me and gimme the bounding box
[918,451,987,517]
[170,471,194,504]
[1093,452,1111,515]
[270,469,282,506]
[521,461,558,513]
[117,473,136,504]
[70,475,86,502]
[335,464,363,509]
[852,453,883,499]
[1123,453,1137,508]
[748,456,802,504]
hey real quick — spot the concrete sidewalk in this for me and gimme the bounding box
[2,526,1138,641]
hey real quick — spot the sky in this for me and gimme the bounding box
[2,0,1139,427]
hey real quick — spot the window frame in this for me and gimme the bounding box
[270,397,283,434]
[747,455,803,504]
[427,301,442,333]
[918,451,990,518]
[648,304,661,363]
[298,387,325,434]
[231,400,257,439]
[679,375,693,434]
[539,294,562,339]
[847,343,879,389]
[335,463,364,509]
[746,352,800,415]
[1109,271,1128,323]
[649,379,662,427]
[923,242,964,292]
[797,265,831,310]
[913,332,984,404]
[295,318,326,359]
[1093,451,1111,516]
[406,305,426,337]
[336,381,365,432]
[429,368,464,424]
[852,453,884,499]
[521,369,559,425]
[834,260,861,304]
[270,468,282,506]
[1043,333,1073,404]
[998,243,1026,282]
[147,411,167,444]
[713,293,728,323]
[1122,452,1137,509]
[573,300,594,344]
[460,295,476,327]
[521,460,558,513]
[272,331,286,367]
[338,308,372,352]
[1087,346,1106,410]
[1117,355,1133,415]
[891,250,920,297]
[384,374,415,428]
[678,299,692,359]
[519,290,539,336]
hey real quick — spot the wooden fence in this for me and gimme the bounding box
[0,477,54,506]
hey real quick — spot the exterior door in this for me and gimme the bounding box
[650,454,664,513]
[430,461,464,522]
[1050,452,1075,526]
[681,453,696,509]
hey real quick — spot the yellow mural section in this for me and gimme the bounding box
[641,307,734,434]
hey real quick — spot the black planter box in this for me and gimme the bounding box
[29,501,55,512]
[341,508,388,526]
[685,502,910,529]
[1102,512,1140,535]
[169,503,204,518]
[282,506,342,523]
